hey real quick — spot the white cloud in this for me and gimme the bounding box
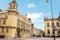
[27,12,43,22]
[28,4,35,8]
[27,12,44,30]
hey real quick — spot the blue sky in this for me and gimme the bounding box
[0,0,60,30]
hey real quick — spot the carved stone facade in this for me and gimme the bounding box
[44,13,60,37]
[0,0,42,38]
[0,0,33,38]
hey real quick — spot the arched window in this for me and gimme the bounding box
[13,5,15,9]
[2,27,4,32]
[56,22,59,27]
[58,29,60,34]
[47,23,50,27]
[47,29,50,34]
[51,22,54,27]
[10,5,12,8]
[9,5,12,9]
[3,19,6,24]
[6,27,8,33]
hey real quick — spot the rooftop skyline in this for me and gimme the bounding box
[0,0,60,30]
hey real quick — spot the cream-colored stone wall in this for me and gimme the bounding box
[44,17,60,37]
[0,10,32,38]
[33,28,42,36]
[0,0,36,38]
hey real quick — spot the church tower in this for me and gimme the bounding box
[8,0,18,10]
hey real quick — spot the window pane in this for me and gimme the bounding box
[47,23,50,27]
[13,5,15,9]
[3,19,6,24]
[6,28,8,33]
[51,22,54,27]
[56,22,59,27]
[47,29,50,34]
[2,27,4,32]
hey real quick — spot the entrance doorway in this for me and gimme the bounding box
[17,28,20,38]
[58,31,60,37]
[0,35,5,38]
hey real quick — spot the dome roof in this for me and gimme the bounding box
[12,0,17,3]
[9,0,18,5]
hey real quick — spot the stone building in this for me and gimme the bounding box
[0,0,33,38]
[44,13,60,37]
[33,28,42,37]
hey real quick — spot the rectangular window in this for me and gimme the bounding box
[51,22,54,27]
[13,5,15,9]
[47,29,50,34]
[6,27,8,33]
[2,27,4,32]
[47,23,50,27]
[17,19,20,26]
[3,19,6,24]
[56,22,59,27]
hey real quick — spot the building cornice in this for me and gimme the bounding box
[7,9,19,15]
[44,18,58,21]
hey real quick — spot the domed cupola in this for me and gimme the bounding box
[8,0,18,10]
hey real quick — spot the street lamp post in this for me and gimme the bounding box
[50,0,55,40]
[46,0,55,40]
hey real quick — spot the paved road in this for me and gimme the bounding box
[23,37,53,40]
[0,37,59,40]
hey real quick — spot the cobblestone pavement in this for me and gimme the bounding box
[0,37,60,40]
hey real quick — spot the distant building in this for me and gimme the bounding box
[44,13,60,37]
[33,28,42,37]
[0,0,33,38]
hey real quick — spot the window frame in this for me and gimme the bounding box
[56,22,59,27]
[47,23,50,27]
